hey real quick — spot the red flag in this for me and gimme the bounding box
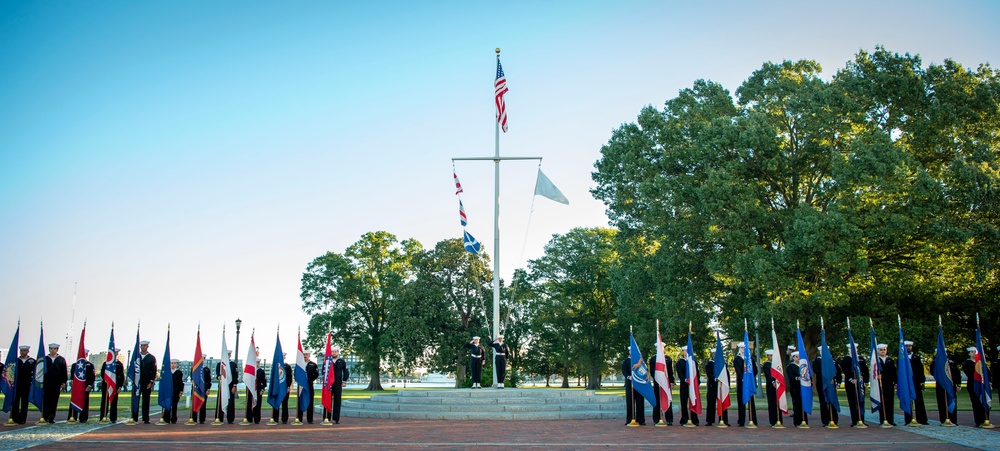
[70,325,88,413]
[495,57,508,133]
[321,333,334,411]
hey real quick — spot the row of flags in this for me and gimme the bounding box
[1,322,342,417]
[623,316,991,423]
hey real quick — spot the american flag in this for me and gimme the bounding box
[495,57,508,133]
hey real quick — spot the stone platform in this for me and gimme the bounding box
[341,388,625,420]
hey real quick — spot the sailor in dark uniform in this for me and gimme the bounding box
[677,347,699,426]
[99,347,126,423]
[876,343,897,426]
[935,352,960,425]
[254,358,266,424]
[786,350,805,426]
[648,344,674,425]
[198,354,211,424]
[216,351,238,424]
[464,337,486,389]
[762,350,779,426]
[272,354,292,424]
[489,336,510,388]
[42,343,68,424]
[68,348,97,423]
[622,349,645,425]
[168,359,183,424]
[963,346,987,427]
[733,342,757,427]
[329,346,349,424]
[812,347,841,426]
[298,351,319,423]
[705,353,729,426]
[840,344,868,427]
[903,340,928,425]
[11,345,35,424]
[137,340,157,424]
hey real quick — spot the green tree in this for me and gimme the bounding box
[592,47,1000,355]
[408,238,492,387]
[528,227,622,389]
[300,231,421,390]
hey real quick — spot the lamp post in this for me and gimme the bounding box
[234,318,243,372]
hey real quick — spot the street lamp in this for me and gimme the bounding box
[234,318,243,371]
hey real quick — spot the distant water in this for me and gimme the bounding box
[346,381,457,389]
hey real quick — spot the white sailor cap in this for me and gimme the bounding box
[764,350,774,355]
[332,346,340,351]
[170,359,180,363]
[202,354,207,358]
[303,350,311,355]
[877,343,888,350]
[968,346,979,352]
[48,343,60,349]
[496,335,504,340]
[997,345,1000,351]
[140,340,150,345]
[472,336,480,340]
[736,342,746,348]
[84,348,90,353]
[904,340,914,346]
[787,345,796,350]
[113,348,121,352]
[790,351,800,357]
[18,345,30,351]
[846,343,858,349]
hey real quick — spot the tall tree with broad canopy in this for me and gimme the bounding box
[592,46,1000,356]
[528,227,622,389]
[300,231,422,390]
[407,237,492,387]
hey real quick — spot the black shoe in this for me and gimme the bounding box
[335,420,339,424]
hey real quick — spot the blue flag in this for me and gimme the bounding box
[974,326,993,411]
[741,330,756,404]
[127,326,141,417]
[846,325,865,414]
[1,324,19,413]
[896,327,917,414]
[463,230,481,254]
[157,329,173,411]
[267,334,288,410]
[932,325,956,414]
[819,329,840,413]
[629,333,656,407]
[28,325,44,411]
[796,327,812,415]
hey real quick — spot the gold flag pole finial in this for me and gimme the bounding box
[821,316,825,330]
[847,317,851,330]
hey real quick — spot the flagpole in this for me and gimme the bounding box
[453,48,543,390]
[872,318,892,428]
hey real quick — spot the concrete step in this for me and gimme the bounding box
[342,388,635,420]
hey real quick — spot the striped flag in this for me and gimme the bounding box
[242,333,257,410]
[322,333,334,412]
[495,56,508,132]
[686,330,702,415]
[769,326,788,415]
[654,330,672,412]
[459,200,469,227]
[295,331,310,413]
[713,333,731,412]
[453,171,464,195]
[102,326,117,403]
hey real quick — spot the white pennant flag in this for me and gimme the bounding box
[534,169,569,205]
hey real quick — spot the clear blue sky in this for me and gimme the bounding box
[2,0,998,361]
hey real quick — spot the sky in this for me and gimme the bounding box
[1,0,998,363]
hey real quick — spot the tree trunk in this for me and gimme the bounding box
[587,364,601,390]
[455,349,466,388]
[561,367,569,388]
[366,367,384,391]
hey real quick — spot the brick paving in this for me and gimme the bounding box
[7,417,973,450]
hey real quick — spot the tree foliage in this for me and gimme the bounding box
[592,46,1000,356]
